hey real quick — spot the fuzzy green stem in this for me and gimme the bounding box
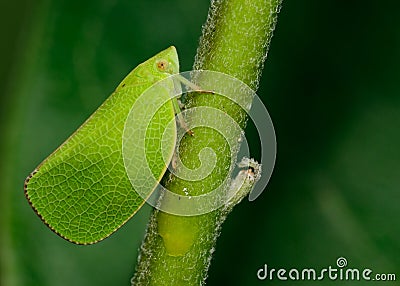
[131,0,281,285]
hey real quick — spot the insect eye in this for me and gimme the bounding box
[156,59,169,71]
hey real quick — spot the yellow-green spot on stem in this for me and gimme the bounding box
[157,212,198,256]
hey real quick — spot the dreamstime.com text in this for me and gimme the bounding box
[257,257,396,282]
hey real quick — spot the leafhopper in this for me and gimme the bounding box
[25,46,183,244]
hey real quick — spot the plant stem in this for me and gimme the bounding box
[131,0,281,285]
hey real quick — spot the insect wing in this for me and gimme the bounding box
[25,47,179,244]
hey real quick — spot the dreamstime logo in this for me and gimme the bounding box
[336,257,347,268]
[257,257,397,282]
[122,70,276,216]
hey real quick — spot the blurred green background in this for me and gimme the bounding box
[1,0,399,285]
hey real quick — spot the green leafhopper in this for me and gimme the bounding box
[25,46,180,244]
